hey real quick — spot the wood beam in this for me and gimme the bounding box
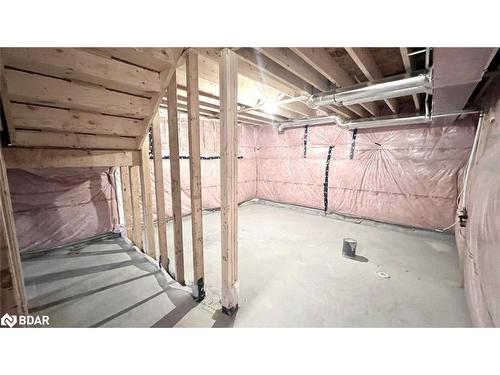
[345,48,398,113]
[236,48,314,96]
[0,142,28,316]
[180,53,303,120]
[13,130,138,150]
[129,166,143,250]
[257,48,331,91]
[175,95,280,124]
[181,51,323,119]
[0,50,17,143]
[93,48,180,72]
[219,49,239,314]
[186,49,205,301]
[10,104,144,137]
[151,113,169,268]
[2,48,161,97]
[291,48,380,117]
[139,132,156,259]
[5,69,151,119]
[280,101,317,118]
[137,49,184,147]
[3,148,141,168]
[167,72,185,285]
[400,48,421,111]
[120,166,134,243]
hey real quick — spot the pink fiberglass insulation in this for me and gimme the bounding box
[148,111,258,220]
[8,167,118,252]
[8,110,474,251]
[455,78,500,327]
[256,118,475,230]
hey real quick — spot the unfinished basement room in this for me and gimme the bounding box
[1,45,499,329]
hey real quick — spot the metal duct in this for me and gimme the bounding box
[277,113,430,133]
[277,110,480,133]
[307,70,433,109]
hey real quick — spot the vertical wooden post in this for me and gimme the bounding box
[152,113,169,269]
[219,48,239,315]
[129,165,143,250]
[167,71,185,285]
[186,48,205,301]
[0,142,27,316]
[120,166,134,243]
[140,129,157,259]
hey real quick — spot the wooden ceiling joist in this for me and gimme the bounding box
[292,48,380,117]
[179,52,306,120]
[227,48,355,119]
[234,48,314,96]
[176,95,282,123]
[257,48,332,92]
[166,101,272,127]
[345,48,398,113]
[400,48,421,111]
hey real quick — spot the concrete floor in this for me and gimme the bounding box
[22,201,472,327]
[22,234,197,327]
[170,201,472,327]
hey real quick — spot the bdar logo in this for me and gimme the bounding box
[1,313,17,328]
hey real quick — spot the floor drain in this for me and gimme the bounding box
[377,271,390,279]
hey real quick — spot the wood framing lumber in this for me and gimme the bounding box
[0,51,17,142]
[129,165,143,250]
[2,48,161,97]
[345,48,398,113]
[151,113,169,268]
[257,48,331,91]
[14,130,138,150]
[167,72,185,285]
[140,132,156,259]
[235,48,314,96]
[219,49,239,314]
[120,166,134,243]
[3,148,141,168]
[136,49,184,148]
[0,141,28,316]
[94,48,180,72]
[291,48,380,116]
[5,69,151,119]
[186,49,205,301]
[10,104,144,137]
